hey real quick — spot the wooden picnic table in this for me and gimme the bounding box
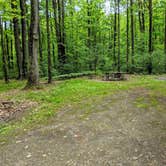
[103,72,126,81]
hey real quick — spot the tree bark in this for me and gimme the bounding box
[117,0,120,72]
[130,0,134,67]
[164,8,166,72]
[149,0,153,53]
[26,0,39,87]
[4,22,10,70]
[126,0,129,72]
[113,0,117,70]
[20,0,28,78]
[10,22,14,69]
[52,0,66,74]
[87,0,92,70]
[0,18,9,83]
[46,0,52,83]
[148,0,153,74]
[11,0,23,80]
[38,1,44,75]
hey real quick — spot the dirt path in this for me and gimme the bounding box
[0,88,166,166]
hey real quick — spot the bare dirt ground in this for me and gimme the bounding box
[0,88,166,166]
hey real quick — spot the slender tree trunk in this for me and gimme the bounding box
[130,0,134,68]
[4,22,10,70]
[20,0,27,78]
[149,0,153,53]
[164,9,166,72]
[126,0,129,72]
[46,0,52,83]
[52,0,66,74]
[142,0,145,32]
[10,22,14,69]
[50,20,56,68]
[11,0,23,80]
[38,1,44,75]
[61,0,66,69]
[117,0,120,72]
[138,0,142,32]
[0,18,9,83]
[148,0,153,74]
[26,0,39,87]
[113,0,117,70]
[87,0,92,70]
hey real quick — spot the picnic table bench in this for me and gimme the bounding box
[103,72,126,81]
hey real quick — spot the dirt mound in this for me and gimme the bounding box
[0,100,37,123]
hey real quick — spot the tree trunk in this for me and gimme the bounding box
[46,0,52,83]
[0,17,9,83]
[10,22,14,69]
[130,0,134,67]
[50,20,56,68]
[113,0,117,70]
[11,0,23,80]
[20,0,27,78]
[4,22,10,70]
[26,0,39,87]
[38,1,44,75]
[52,0,66,74]
[117,0,120,72]
[148,0,153,74]
[87,0,92,70]
[126,0,129,72]
[164,8,166,72]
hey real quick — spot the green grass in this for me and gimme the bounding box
[0,75,166,142]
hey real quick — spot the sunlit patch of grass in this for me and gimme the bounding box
[0,80,25,92]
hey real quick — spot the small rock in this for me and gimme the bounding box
[74,134,78,138]
[24,145,29,149]
[135,148,138,152]
[16,140,22,144]
[0,141,6,145]
[133,156,138,160]
[42,154,47,157]
[26,153,32,158]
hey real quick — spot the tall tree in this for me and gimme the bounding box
[46,0,52,83]
[117,0,120,72]
[10,22,14,69]
[26,0,39,87]
[52,0,66,74]
[20,0,27,78]
[113,0,117,70]
[148,0,153,74]
[130,0,134,68]
[87,0,92,70]
[38,1,44,75]
[11,0,23,80]
[0,17,9,83]
[164,8,166,71]
[126,0,129,72]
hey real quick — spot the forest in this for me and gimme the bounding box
[0,0,165,85]
[0,0,166,165]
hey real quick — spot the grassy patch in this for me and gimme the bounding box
[0,75,166,142]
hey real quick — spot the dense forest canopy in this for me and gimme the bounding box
[0,0,166,85]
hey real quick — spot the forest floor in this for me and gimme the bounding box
[0,75,166,166]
